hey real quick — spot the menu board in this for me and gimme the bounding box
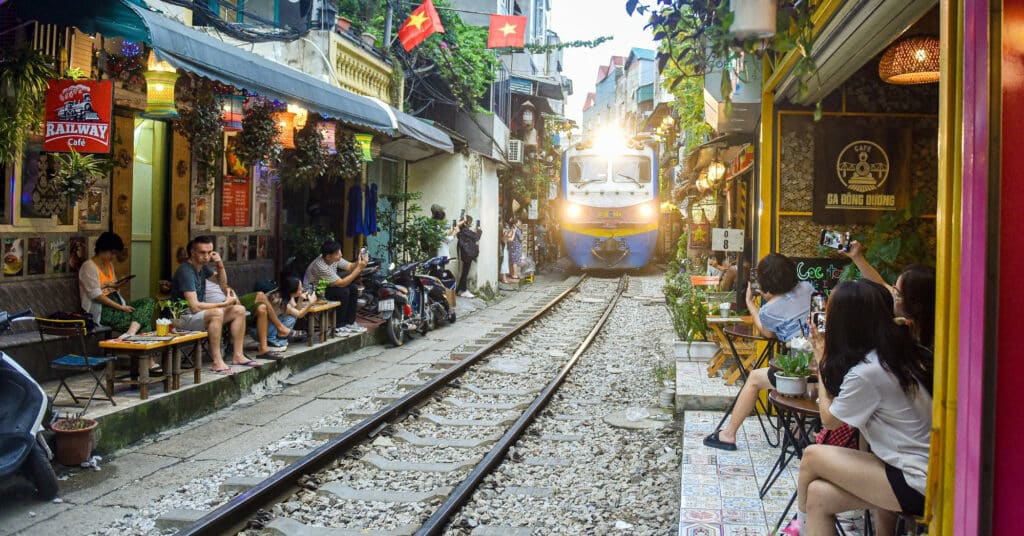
[221,174,250,227]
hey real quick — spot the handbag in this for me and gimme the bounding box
[816,423,858,449]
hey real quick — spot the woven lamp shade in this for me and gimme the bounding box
[879,36,940,85]
[142,70,179,118]
[273,111,296,149]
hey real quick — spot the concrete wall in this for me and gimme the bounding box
[407,153,499,291]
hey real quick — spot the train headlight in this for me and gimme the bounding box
[565,203,584,220]
[638,202,655,221]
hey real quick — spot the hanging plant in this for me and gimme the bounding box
[52,149,111,204]
[328,129,363,181]
[236,97,282,167]
[0,48,56,164]
[283,119,329,191]
[174,77,223,195]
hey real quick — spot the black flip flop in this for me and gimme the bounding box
[703,432,737,451]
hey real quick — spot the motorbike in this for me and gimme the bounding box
[353,258,383,311]
[0,351,59,500]
[418,256,457,329]
[0,308,34,334]
[376,261,429,346]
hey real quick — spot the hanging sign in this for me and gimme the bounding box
[711,228,744,252]
[354,133,374,162]
[791,257,851,292]
[43,80,114,153]
[812,117,918,224]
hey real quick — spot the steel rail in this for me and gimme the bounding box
[416,275,628,535]
[177,275,588,536]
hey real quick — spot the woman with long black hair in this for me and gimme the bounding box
[793,279,933,535]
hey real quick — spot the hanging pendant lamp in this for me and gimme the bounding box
[142,51,179,119]
[879,36,940,85]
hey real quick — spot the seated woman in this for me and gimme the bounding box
[78,232,156,338]
[263,276,315,351]
[793,279,932,535]
[704,253,814,450]
[204,275,293,357]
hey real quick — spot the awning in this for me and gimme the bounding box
[13,0,454,156]
[377,106,454,161]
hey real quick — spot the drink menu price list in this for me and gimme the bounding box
[221,175,250,226]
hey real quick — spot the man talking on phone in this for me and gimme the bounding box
[303,241,368,336]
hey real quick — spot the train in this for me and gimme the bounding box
[558,136,658,270]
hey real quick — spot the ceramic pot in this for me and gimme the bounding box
[51,418,98,466]
[673,340,719,360]
[729,0,777,38]
[775,374,808,397]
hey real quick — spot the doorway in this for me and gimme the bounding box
[130,119,168,299]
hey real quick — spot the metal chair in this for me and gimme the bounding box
[38,317,116,412]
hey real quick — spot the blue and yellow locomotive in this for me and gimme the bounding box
[558,139,658,270]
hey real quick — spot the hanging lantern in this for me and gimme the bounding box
[220,94,245,132]
[273,111,296,149]
[287,104,308,130]
[142,52,179,119]
[707,160,726,183]
[354,133,374,162]
[316,120,336,152]
[879,36,940,85]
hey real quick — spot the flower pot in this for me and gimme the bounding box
[335,16,352,33]
[673,340,719,360]
[51,418,98,466]
[774,374,808,397]
[729,0,777,38]
[361,32,377,47]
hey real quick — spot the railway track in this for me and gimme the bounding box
[175,275,630,536]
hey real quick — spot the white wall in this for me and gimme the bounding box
[407,153,500,291]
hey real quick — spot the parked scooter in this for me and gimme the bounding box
[0,351,59,500]
[0,308,34,334]
[354,257,383,312]
[377,261,429,346]
[418,256,457,329]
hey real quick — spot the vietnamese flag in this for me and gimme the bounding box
[398,0,445,52]
[487,14,527,48]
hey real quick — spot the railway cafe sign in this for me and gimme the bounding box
[811,118,914,224]
[43,80,114,153]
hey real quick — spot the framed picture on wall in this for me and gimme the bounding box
[3,237,24,277]
[1,139,79,231]
[68,236,87,272]
[49,237,67,274]
[26,237,45,276]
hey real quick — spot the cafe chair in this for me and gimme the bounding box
[38,317,116,412]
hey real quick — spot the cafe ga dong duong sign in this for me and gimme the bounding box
[43,80,114,153]
[812,118,919,224]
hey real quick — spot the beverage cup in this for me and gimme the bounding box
[156,323,170,336]
[719,302,731,317]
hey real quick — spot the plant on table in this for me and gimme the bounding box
[315,278,330,299]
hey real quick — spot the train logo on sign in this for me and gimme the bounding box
[43,80,113,153]
[835,140,889,193]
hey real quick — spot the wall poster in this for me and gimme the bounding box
[220,132,251,227]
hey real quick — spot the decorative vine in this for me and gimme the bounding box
[173,76,223,195]
[522,35,613,53]
[0,48,55,164]
[284,119,329,191]
[328,129,364,182]
[235,97,282,167]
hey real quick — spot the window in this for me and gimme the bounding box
[568,155,607,184]
[612,156,652,184]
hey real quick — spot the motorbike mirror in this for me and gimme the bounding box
[388,262,396,271]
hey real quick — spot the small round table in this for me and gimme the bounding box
[766,390,822,532]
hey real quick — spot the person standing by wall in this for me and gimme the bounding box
[457,215,481,297]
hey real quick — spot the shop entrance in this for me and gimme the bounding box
[130,118,168,299]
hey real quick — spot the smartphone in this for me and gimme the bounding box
[819,229,850,252]
[452,219,458,229]
[359,247,368,261]
[811,311,826,332]
[460,208,466,220]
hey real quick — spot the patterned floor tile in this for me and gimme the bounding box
[680,508,722,523]
[721,496,764,511]
[679,522,723,536]
[719,465,755,477]
[682,483,721,497]
[682,463,720,476]
[722,524,768,536]
[721,509,768,525]
[682,495,723,509]
[683,453,719,465]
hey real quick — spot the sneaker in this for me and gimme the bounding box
[459,291,476,298]
[333,326,352,336]
[346,324,367,334]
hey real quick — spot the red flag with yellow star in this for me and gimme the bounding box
[398,0,444,52]
[487,14,527,48]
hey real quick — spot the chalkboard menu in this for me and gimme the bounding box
[791,257,850,291]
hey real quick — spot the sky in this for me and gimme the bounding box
[549,0,659,123]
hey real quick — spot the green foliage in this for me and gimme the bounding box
[634,0,820,111]
[423,13,500,114]
[522,36,613,53]
[328,129,364,181]
[174,77,224,195]
[285,119,329,191]
[236,97,283,167]
[282,225,336,274]
[0,48,56,164]
[376,191,447,263]
[316,278,330,296]
[833,192,935,283]
[158,298,191,320]
[664,232,709,341]
[52,412,95,430]
[776,350,812,377]
[52,149,111,204]
[662,65,714,154]
[653,360,677,383]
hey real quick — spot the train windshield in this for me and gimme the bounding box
[611,156,652,184]
[567,156,608,184]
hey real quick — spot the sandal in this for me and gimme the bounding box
[702,431,737,451]
[209,367,234,375]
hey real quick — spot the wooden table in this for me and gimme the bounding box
[100,331,208,399]
[306,300,341,347]
[705,315,750,378]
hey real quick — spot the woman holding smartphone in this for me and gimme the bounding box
[78,231,156,337]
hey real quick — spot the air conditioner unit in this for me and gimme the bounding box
[507,139,524,164]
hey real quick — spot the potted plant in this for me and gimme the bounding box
[159,298,191,331]
[315,279,330,302]
[774,336,814,396]
[52,149,110,205]
[50,411,98,466]
[665,272,719,360]
[729,0,778,38]
[0,48,56,165]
